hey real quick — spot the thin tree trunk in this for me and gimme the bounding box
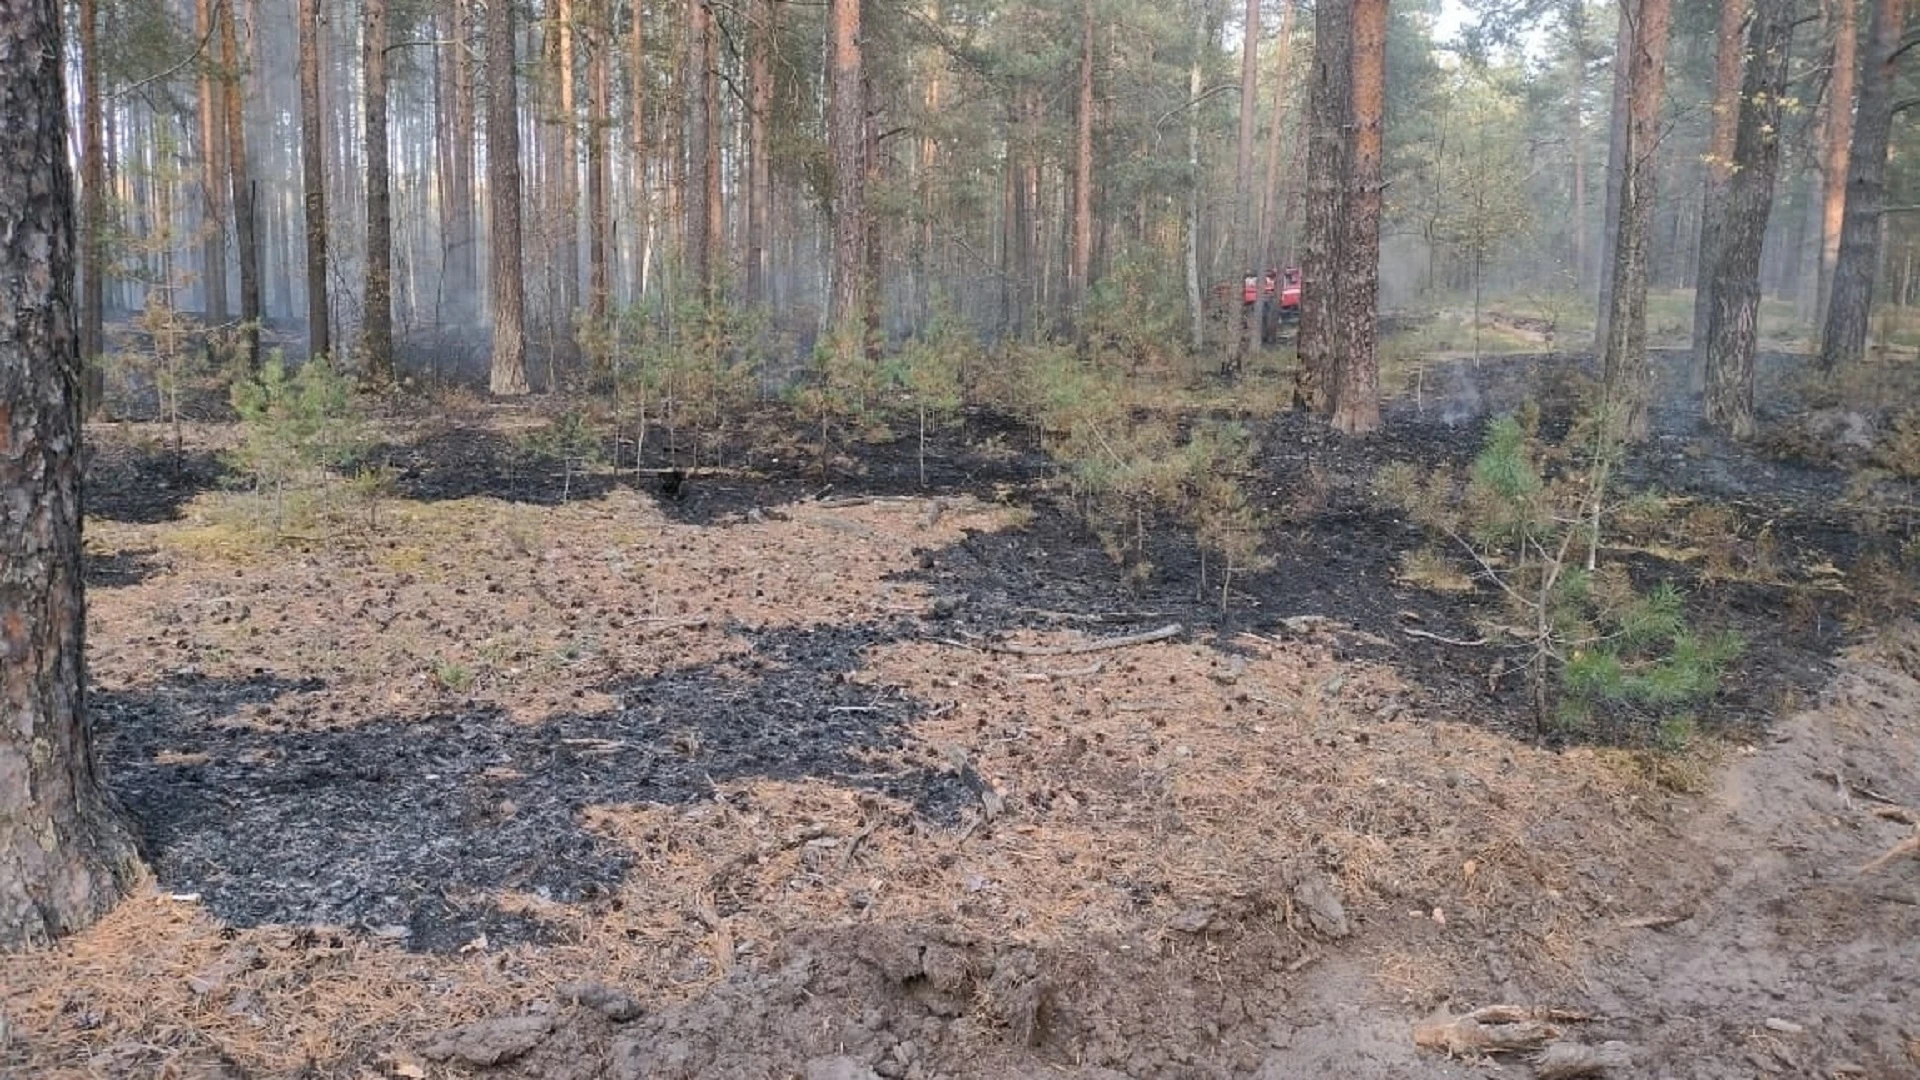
[1594,6,1633,349]
[363,0,394,385]
[221,0,261,367]
[746,0,773,306]
[78,0,105,412]
[298,0,329,360]
[1228,0,1261,368]
[441,0,478,326]
[1817,0,1858,326]
[827,0,868,354]
[1258,0,1297,279]
[682,0,713,301]
[1691,0,1746,387]
[195,0,229,321]
[0,0,143,946]
[587,0,611,336]
[1296,0,1350,410]
[1331,0,1384,434]
[1568,0,1589,291]
[1185,0,1208,355]
[1070,0,1095,340]
[556,0,581,360]
[1600,0,1671,442]
[488,0,529,394]
[1819,0,1897,370]
[1705,0,1794,439]
[629,0,648,305]
[703,5,723,296]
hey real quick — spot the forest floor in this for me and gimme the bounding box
[4,349,1920,1079]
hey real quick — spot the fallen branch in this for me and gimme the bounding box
[1402,627,1489,647]
[1413,1006,1589,1058]
[1860,830,1920,874]
[1018,607,1170,625]
[1532,1040,1636,1079]
[1619,913,1688,930]
[1018,660,1105,682]
[984,622,1183,657]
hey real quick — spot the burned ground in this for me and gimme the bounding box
[7,350,1920,1079]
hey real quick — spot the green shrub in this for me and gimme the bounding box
[228,354,377,534]
[1379,411,1742,741]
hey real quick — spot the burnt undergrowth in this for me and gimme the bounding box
[95,621,969,951]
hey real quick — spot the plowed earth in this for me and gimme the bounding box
[5,352,1918,1080]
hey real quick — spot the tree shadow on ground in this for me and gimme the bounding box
[94,621,966,952]
[85,547,165,589]
[86,442,230,524]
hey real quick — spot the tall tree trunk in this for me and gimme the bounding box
[488,0,529,394]
[1330,0,1384,434]
[703,5,723,294]
[1705,0,1794,439]
[1593,7,1633,349]
[1819,0,1898,370]
[363,0,394,385]
[1691,0,1746,386]
[194,0,229,321]
[1568,0,1589,290]
[1296,0,1351,410]
[746,0,773,306]
[221,0,261,367]
[1070,0,1095,340]
[0,0,143,947]
[1258,0,1297,276]
[1185,0,1208,355]
[1228,0,1261,368]
[641,0,656,305]
[1817,0,1858,325]
[682,0,713,300]
[440,0,478,325]
[555,0,581,360]
[827,0,868,355]
[78,0,106,413]
[587,0,612,335]
[298,0,329,360]
[1600,0,1671,443]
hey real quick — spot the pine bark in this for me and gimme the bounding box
[746,0,774,305]
[1691,0,1747,386]
[1599,0,1670,443]
[487,0,529,394]
[0,0,143,948]
[1331,0,1384,435]
[1817,0,1858,325]
[1295,0,1351,412]
[298,0,329,360]
[1705,0,1795,439]
[362,0,393,385]
[220,0,261,367]
[1819,0,1900,370]
[194,0,229,321]
[827,0,869,353]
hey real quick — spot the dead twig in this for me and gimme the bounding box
[1413,1006,1590,1058]
[1860,830,1920,874]
[1402,627,1490,647]
[1017,660,1105,682]
[983,623,1184,657]
[1619,913,1688,930]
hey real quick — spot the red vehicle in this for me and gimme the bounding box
[1219,268,1301,345]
